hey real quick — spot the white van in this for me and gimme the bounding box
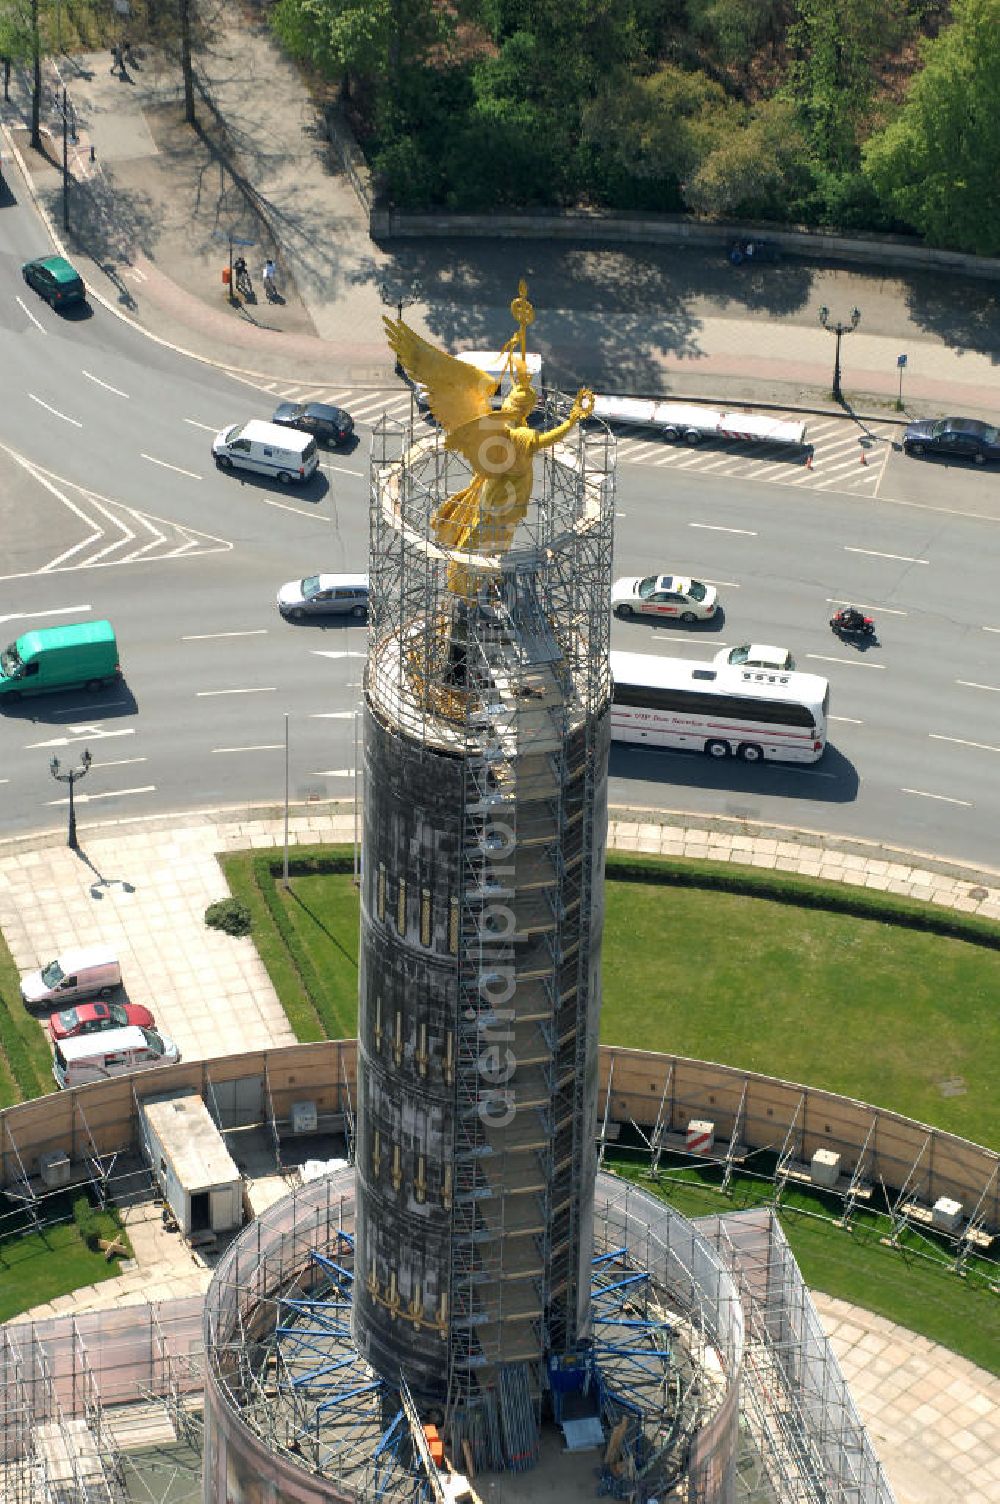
[53,1026,181,1089]
[21,946,121,1011]
[417,350,544,408]
[213,419,319,484]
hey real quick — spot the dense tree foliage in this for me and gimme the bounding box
[268,0,996,253]
[862,0,1000,254]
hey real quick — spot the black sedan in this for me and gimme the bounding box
[902,416,1000,465]
[271,401,354,446]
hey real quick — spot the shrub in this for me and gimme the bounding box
[205,898,252,937]
[72,1193,101,1251]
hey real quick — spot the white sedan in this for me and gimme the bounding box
[715,643,795,671]
[611,574,717,623]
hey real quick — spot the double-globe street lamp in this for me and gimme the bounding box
[818,304,861,403]
[49,749,92,849]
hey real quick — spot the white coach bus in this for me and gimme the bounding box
[610,650,830,764]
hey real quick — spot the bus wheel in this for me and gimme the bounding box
[705,739,729,759]
[615,605,634,619]
[738,742,764,763]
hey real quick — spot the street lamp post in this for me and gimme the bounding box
[50,749,92,849]
[818,305,861,403]
[380,282,420,375]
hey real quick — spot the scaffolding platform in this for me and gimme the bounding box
[776,1160,873,1200]
[896,1199,994,1249]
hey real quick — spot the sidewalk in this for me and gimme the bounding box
[4,29,1000,415]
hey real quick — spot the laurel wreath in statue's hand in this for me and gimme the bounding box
[571,389,596,422]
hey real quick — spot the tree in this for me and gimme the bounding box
[684,96,812,218]
[271,0,450,99]
[786,0,909,171]
[862,0,1000,254]
[583,63,735,186]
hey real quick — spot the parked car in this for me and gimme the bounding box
[21,946,122,1010]
[612,574,717,623]
[715,643,795,671]
[277,573,369,620]
[53,1027,180,1088]
[272,401,355,446]
[48,1000,155,1043]
[22,254,86,308]
[902,416,1000,465]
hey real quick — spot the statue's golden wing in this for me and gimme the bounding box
[383,317,496,432]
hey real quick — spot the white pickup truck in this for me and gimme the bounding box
[592,396,806,448]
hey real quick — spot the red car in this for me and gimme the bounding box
[48,1000,155,1042]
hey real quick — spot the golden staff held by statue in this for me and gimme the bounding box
[384,281,595,596]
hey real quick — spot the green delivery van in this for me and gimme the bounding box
[0,620,121,701]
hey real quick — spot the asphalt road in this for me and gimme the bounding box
[2,198,1000,867]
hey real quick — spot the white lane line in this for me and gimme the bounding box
[261,497,331,521]
[305,768,354,777]
[983,626,1000,634]
[828,715,864,724]
[212,744,284,754]
[901,788,973,807]
[805,653,885,669]
[320,463,363,477]
[46,786,156,805]
[140,454,202,480]
[929,733,1000,754]
[309,712,357,720]
[310,650,367,659]
[0,605,91,626]
[956,680,1000,694]
[82,370,129,398]
[28,393,82,427]
[195,686,278,697]
[184,419,218,432]
[17,296,46,332]
[826,598,908,616]
[183,630,269,641]
[90,757,148,769]
[702,578,740,589]
[844,546,928,565]
[688,523,757,535]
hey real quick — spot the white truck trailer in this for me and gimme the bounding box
[592,396,806,447]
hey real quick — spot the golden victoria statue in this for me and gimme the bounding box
[384,281,594,596]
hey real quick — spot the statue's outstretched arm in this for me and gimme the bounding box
[532,388,595,450]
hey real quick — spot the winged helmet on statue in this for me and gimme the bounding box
[383,281,595,583]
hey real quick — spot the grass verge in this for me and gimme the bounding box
[0,1194,133,1324]
[0,928,58,1109]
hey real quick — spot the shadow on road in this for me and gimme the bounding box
[609,740,859,804]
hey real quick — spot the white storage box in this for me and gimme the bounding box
[291,1101,318,1134]
[932,1196,963,1233]
[686,1119,715,1155]
[39,1150,71,1188]
[810,1149,841,1188]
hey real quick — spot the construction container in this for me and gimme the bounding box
[140,1092,242,1238]
[810,1149,842,1189]
[932,1196,963,1233]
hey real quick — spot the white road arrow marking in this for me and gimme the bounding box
[24,728,135,749]
[310,650,367,659]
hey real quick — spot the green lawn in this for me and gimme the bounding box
[0,1200,132,1324]
[224,847,1000,1147]
[0,928,59,1110]
[602,875,1000,1146]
